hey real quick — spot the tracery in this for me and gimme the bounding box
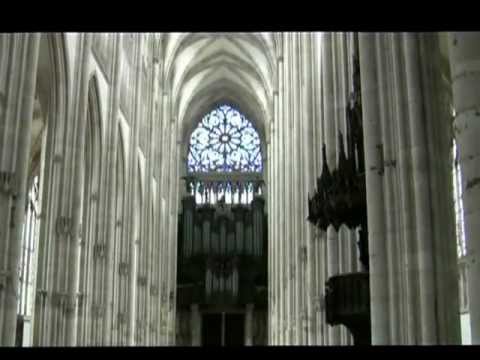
[187,104,262,173]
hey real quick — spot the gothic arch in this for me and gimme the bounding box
[149,178,159,343]
[31,33,71,346]
[181,83,268,144]
[28,33,69,189]
[84,74,103,199]
[111,121,129,345]
[164,33,274,146]
[132,153,145,345]
[179,84,269,183]
[76,74,104,345]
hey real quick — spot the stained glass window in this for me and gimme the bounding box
[187,104,262,173]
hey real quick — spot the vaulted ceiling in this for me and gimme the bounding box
[161,33,279,142]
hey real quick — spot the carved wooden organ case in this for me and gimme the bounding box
[177,179,268,311]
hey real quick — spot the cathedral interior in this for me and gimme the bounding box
[0,32,478,346]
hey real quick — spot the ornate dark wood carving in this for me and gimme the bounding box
[325,273,371,345]
[307,53,371,345]
[307,98,368,270]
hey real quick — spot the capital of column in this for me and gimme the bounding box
[0,171,15,196]
[0,270,12,292]
[55,216,74,238]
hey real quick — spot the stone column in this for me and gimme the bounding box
[402,34,438,344]
[358,33,390,345]
[31,33,92,347]
[0,33,40,346]
[334,32,352,346]
[313,33,327,345]
[275,51,283,345]
[449,32,480,345]
[127,35,151,346]
[390,33,419,343]
[152,44,164,344]
[292,32,303,345]
[272,87,280,345]
[278,45,286,345]
[284,33,293,345]
[100,34,123,347]
[378,34,401,345]
[169,139,181,345]
[303,32,316,346]
[158,92,170,345]
[268,111,276,345]
[322,32,341,346]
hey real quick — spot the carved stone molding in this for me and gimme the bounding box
[135,329,143,343]
[319,295,325,311]
[77,292,85,309]
[150,285,158,296]
[300,246,307,263]
[92,34,114,82]
[150,322,158,332]
[51,291,68,307]
[160,287,168,303]
[55,216,73,238]
[117,311,127,324]
[169,291,174,310]
[290,263,296,279]
[53,154,63,163]
[0,270,11,291]
[137,275,147,286]
[93,243,106,259]
[78,223,83,241]
[92,303,105,318]
[119,261,129,276]
[36,289,48,304]
[64,294,77,313]
[0,171,15,196]
[9,203,16,228]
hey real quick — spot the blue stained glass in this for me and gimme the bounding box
[187,105,262,173]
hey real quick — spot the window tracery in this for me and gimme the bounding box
[186,104,263,205]
[187,104,262,173]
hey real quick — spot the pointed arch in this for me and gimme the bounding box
[32,33,70,346]
[111,120,129,345]
[186,104,262,173]
[131,151,145,345]
[76,73,104,345]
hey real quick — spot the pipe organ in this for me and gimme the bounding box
[176,178,268,345]
[177,194,267,307]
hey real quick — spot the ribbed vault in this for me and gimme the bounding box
[162,33,277,144]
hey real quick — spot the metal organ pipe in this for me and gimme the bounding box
[233,206,245,255]
[201,208,214,255]
[253,197,265,257]
[182,197,195,259]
